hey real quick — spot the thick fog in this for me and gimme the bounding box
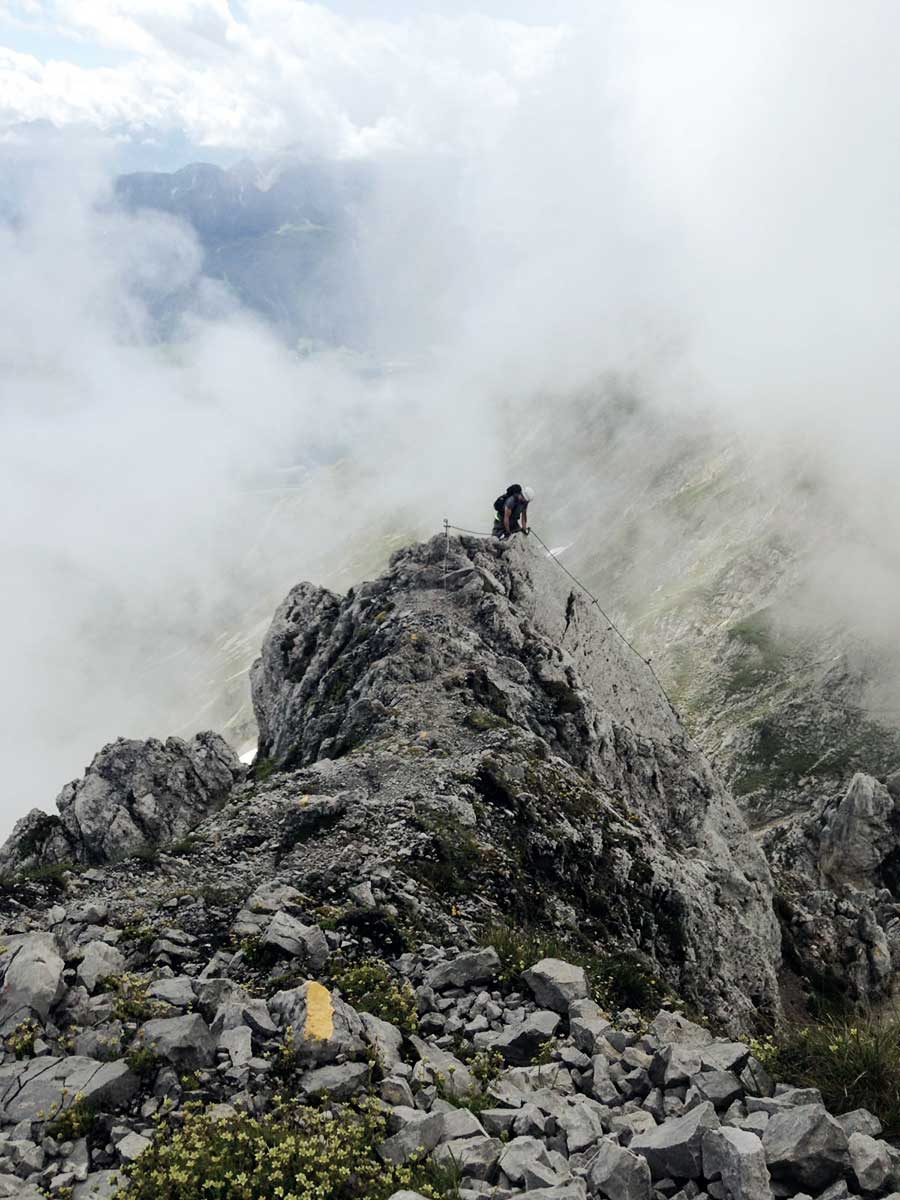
[2,1,900,835]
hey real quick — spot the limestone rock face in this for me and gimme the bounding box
[765,771,900,1005]
[819,774,897,888]
[250,534,781,1031]
[1,732,242,867]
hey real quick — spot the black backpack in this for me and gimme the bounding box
[494,483,523,514]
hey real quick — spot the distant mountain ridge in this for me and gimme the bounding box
[115,158,367,341]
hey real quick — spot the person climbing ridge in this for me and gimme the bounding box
[492,483,535,539]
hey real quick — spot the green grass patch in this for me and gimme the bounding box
[723,611,789,697]
[164,836,200,857]
[252,756,279,783]
[408,816,487,896]
[755,1013,900,1137]
[18,861,76,889]
[464,708,511,733]
[129,844,161,867]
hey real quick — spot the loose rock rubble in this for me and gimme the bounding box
[3,915,896,1200]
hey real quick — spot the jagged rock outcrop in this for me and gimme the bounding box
[1,533,898,1197]
[0,733,242,868]
[250,534,780,1030]
[764,771,900,1005]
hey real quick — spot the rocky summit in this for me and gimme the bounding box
[0,533,897,1200]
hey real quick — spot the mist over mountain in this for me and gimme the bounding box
[3,1,900,854]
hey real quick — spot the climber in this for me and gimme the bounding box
[492,483,535,539]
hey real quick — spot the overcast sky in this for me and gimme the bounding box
[3,1,900,836]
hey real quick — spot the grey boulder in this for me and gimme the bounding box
[361,1012,404,1072]
[269,982,365,1065]
[569,999,612,1056]
[138,1014,216,1069]
[650,1044,703,1088]
[0,934,65,1029]
[702,1127,773,1200]
[431,1135,503,1181]
[694,1071,744,1111]
[490,1010,561,1066]
[33,732,241,865]
[522,958,589,1013]
[147,977,195,1009]
[837,1109,883,1139]
[497,1135,553,1185]
[648,1011,713,1048]
[261,912,329,972]
[300,1062,371,1101]
[587,1138,652,1200]
[848,1132,893,1193]
[761,1104,849,1191]
[0,1057,138,1124]
[630,1101,720,1180]
[819,773,896,888]
[409,1035,478,1099]
[77,941,125,994]
[426,949,501,991]
[378,1109,486,1164]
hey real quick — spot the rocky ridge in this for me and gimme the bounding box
[0,533,895,1198]
[763,771,900,1007]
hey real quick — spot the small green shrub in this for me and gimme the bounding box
[333,959,419,1035]
[756,1013,900,1137]
[238,935,280,971]
[120,920,156,949]
[252,756,278,783]
[467,1049,504,1090]
[464,708,510,733]
[98,974,165,1023]
[197,886,241,908]
[116,1097,459,1200]
[165,836,199,857]
[126,1041,160,1079]
[533,1037,558,1066]
[18,861,75,890]
[47,1095,97,1140]
[130,844,160,867]
[408,816,485,895]
[7,1017,39,1059]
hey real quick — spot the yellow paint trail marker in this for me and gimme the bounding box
[304,981,334,1042]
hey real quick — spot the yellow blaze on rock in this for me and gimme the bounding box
[304,981,334,1042]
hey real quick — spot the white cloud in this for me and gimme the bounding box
[0,1,565,155]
